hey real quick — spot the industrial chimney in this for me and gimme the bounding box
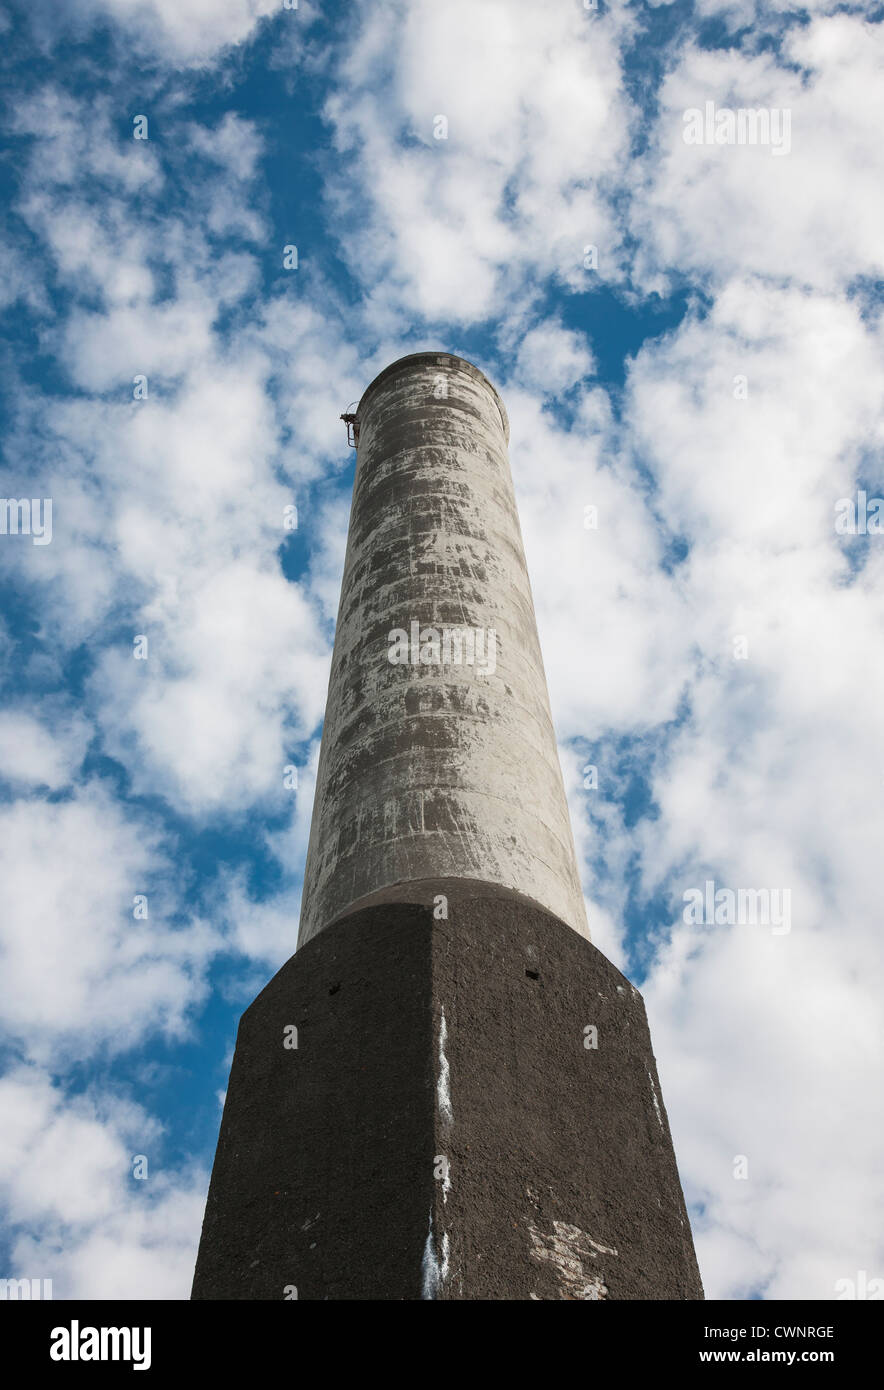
[191,352,703,1301]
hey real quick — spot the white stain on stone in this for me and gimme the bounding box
[648,1070,664,1129]
[437,1008,453,1129]
[582,1232,618,1257]
[420,1209,450,1300]
[528,1220,618,1300]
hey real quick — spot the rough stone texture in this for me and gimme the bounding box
[191,902,433,1301]
[298,353,589,947]
[191,890,703,1301]
[430,891,703,1301]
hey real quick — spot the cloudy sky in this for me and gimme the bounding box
[1,0,882,1301]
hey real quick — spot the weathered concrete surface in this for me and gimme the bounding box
[298,352,589,947]
[191,890,703,1300]
[191,902,433,1301]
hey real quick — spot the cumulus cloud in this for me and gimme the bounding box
[609,268,884,1295]
[506,381,692,739]
[322,0,634,326]
[2,93,355,813]
[629,16,884,295]
[0,783,219,1061]
[2,0,883,1306]
[91,561,329,814]
[0,1068,205,1298]
[512,321,596,396]
[10,0,287,67]
[0,709,91,789]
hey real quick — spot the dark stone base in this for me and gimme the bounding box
[191,890,703,1300]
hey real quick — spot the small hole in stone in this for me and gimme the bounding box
[329,983,340,995]
[525,969,540,981]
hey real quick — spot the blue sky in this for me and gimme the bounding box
[1,0,882,1300]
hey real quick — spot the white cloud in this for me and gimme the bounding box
[18,0,285,67]
[185,111,265,181]
[645,922,884,1299]
[12,89,163,197]
[0,710,90,789]
[322,0,634,325]
[96,0,280,64]
[218,874,302,966]
[0,785,219,1060]
[693,0,853,22]
[506,381,692,739]
[512,322,596,396]
[629,17,884,294]
[611,270,884,1296]
[3,95,351,815]
[91,561,329,813]
[0,1067,204,1298]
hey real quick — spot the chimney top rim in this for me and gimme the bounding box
[356,352,509,443]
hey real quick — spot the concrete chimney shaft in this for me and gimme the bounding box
[298,352,589,947]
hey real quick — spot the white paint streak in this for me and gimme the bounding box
[437,1007,453,1129]
[648,1070,664,1129]
[583,1232,619,1257]
[420,1209,450,1300]
[528,1220,619,1300]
